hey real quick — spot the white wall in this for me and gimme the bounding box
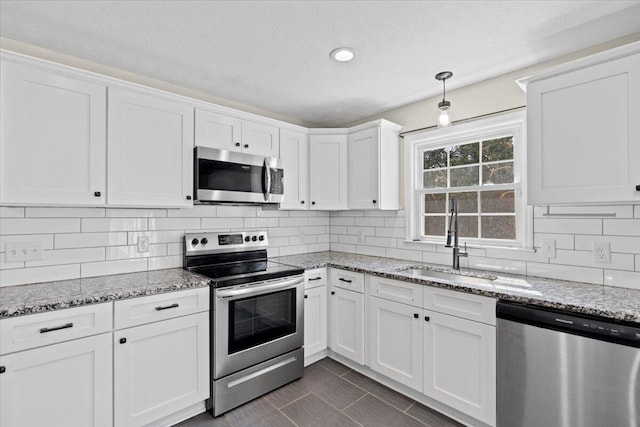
[0,206,330,286]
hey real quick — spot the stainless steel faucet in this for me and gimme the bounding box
[444,197,467,270]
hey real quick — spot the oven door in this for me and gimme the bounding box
[195,146,284,204]
[214,275,304,379]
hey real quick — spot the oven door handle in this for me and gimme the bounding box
[216,276,303,299]
[263,158,272,202]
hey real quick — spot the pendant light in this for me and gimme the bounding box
[435,71,453,127]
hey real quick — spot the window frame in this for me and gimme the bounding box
[404,110,532,249]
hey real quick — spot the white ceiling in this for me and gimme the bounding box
[1,1,640,127]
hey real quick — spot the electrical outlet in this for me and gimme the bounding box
[137,236,150,253]
[541,239,556,259]
[5,241,43,262]
[593,242,611,263]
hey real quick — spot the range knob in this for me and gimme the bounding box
[201,238,208,245]
[251,236,257,242]
[191,238,199,246]
[244,236,251,242]
[258,235,264,241]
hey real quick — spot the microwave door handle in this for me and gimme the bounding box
[263,158,271,202]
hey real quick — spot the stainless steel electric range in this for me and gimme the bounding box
[183,230,304,416]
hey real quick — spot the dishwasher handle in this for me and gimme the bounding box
[497,301,640,348]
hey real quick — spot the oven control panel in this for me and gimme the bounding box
[185,231,269,254]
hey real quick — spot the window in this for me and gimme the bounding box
[405,110,530,248]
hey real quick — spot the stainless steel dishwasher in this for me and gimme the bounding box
[497,301,640,427]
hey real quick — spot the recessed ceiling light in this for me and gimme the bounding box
[330,47,355,62]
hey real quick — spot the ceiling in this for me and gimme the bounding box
[1,1,639,127]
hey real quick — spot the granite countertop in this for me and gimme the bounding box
[0,269,210,319]
[274,251,640,324]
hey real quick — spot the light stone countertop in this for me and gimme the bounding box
[273,251,640,324]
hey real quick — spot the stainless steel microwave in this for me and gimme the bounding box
[194,146,284,204]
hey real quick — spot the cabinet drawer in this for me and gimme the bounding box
[305,268,327,289]
[114,287,209,330]
[369,275,423,307]
[330,268,364,293]
[0,303,113,355]
[423,287,496,325]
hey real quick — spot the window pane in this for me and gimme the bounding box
[424,148,447,169]
[450,191,477,213]
[425,216,446,236]
[482,137,513,162]
[481,190,514,213]
[424,170,447,189]
[482,161,513,185]
[458,216,478,238]
[450,142,479,166]
[481,216,515,240]
[450,166,479,187]
[425,193,447,213]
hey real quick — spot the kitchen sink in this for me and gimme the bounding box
[404,268,497,286]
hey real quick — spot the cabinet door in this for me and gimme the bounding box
[423,311,496,425]
[368,297,422,391]
[114,312,209,427]
[108,87,194,207]
[0,333,112,427]
[348,127,379,209]
[0,61,106,206]
[527,52,640,204]
[241,120,279,157]
[309,134,348,210]
[304,285,327,362]
[329,287,364,364]
[280,129,309,209]
[195,109,242,152]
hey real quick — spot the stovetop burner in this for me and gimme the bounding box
[183,231,303,287]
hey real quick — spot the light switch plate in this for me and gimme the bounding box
[137,236,149,253]
[5,241,44,262]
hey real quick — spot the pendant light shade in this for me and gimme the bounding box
[435,71,453,127]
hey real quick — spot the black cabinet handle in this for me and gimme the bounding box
[312,201,316,205]
[424,316,430,322]
[301,200,305,204]
[235,142,241,147]
[338,278,352,283]
[155,303,179,311]
[413,313,419,319]
[373,200,377,204]
[308,277,322,281]
[304,295,308,299]
[40,322,73,334]
[120,338,127,344]
[186,195,192,200]
[94,191,101,197]
[0,366,6,374]
[636,185,640,191]
[244,144,249,148]
[331,291,336,295]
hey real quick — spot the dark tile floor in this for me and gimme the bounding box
[175,357,463,427]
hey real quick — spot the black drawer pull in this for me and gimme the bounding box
[301,200,305,204]
[312,201,316,205]
[372,200,377,204]
[424,316,430,322]
[244,144,249,148]
[338,278,352,283]
[0,366,6,374]
[186,195,192,200]
[413,313,419,319]
[235,142,241,147]
[94,191,101,197]
[304,295,308,299]
[40,322,73,334]
[155,303,179,311]
[636,185,640,191]
[308,277,322,281]
[331,291,336,295]
[120,338,127,344]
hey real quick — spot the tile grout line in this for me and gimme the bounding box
[276,391,314,411]
[340,391,370,413]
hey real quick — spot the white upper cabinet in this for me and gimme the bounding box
[348,120,402,210]
[522,43,640,204]
[0,60,107,206]
[195,109,279,158]
[279,129,310,209]
[309,133,348,210]
[107,87,194,207]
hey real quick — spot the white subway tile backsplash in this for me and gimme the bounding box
[1,264,80,287]
[127,230,183,245]
[25,247,105,267]
[308,217,330,226]
[364,236,397,248]
[526,262,603,285]
[1,218,81,235]
[468,256,527,275]
[309,243,330,252]
[26,207,106,218]
[201,217,243,229]
[1,234,54,251]
[82,218,147,232]
[279,217,309,227]
[289,211,318,217]
[356,245,386,257]
[81,258,147,278]
[256,217,280,228]
[635,205,640,218]
[167,205,217,217]
[603,219,640,236]
[217,205,257,217]
[0,207,24,218]
[337,210,365,217]
[257,209,289,218]
[533,233,574,250]
[534,218,602,235]
[551,249,635,271]
[330,217,356,226]
[149,217,201,231]
[535,205,634,218]
[384,217,404,228]
[339,234,358,244]
[386,248,422,262]
[268,227,300,237]
[355,217,385,227]
[56,232,127,249]
[279,244,308,256]
[106,244,167,260]
[484,247,545,263]
[329,225,347,234]
[423,251,466,267]
[574,235,640,254]
[106,208,167,218]
[300,226,327,235]
[375,227,405,238]
[167,242,183,256]
[330,243,356,253]
[347,226,375,236]
[268,237,290,247]
[148,255,182,270]
[604,270,640,290]
[1,254,24,270]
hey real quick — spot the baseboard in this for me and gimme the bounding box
[327,351,492,427]
[149,401,206,427]
[304,348,328,366]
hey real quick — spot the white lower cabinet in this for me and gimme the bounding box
[329,286,364,365]
[368,296,422,391]
[423,311,496,426]
[0,333,113,427]
[114,311,209,427]
[304,284,327,363]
